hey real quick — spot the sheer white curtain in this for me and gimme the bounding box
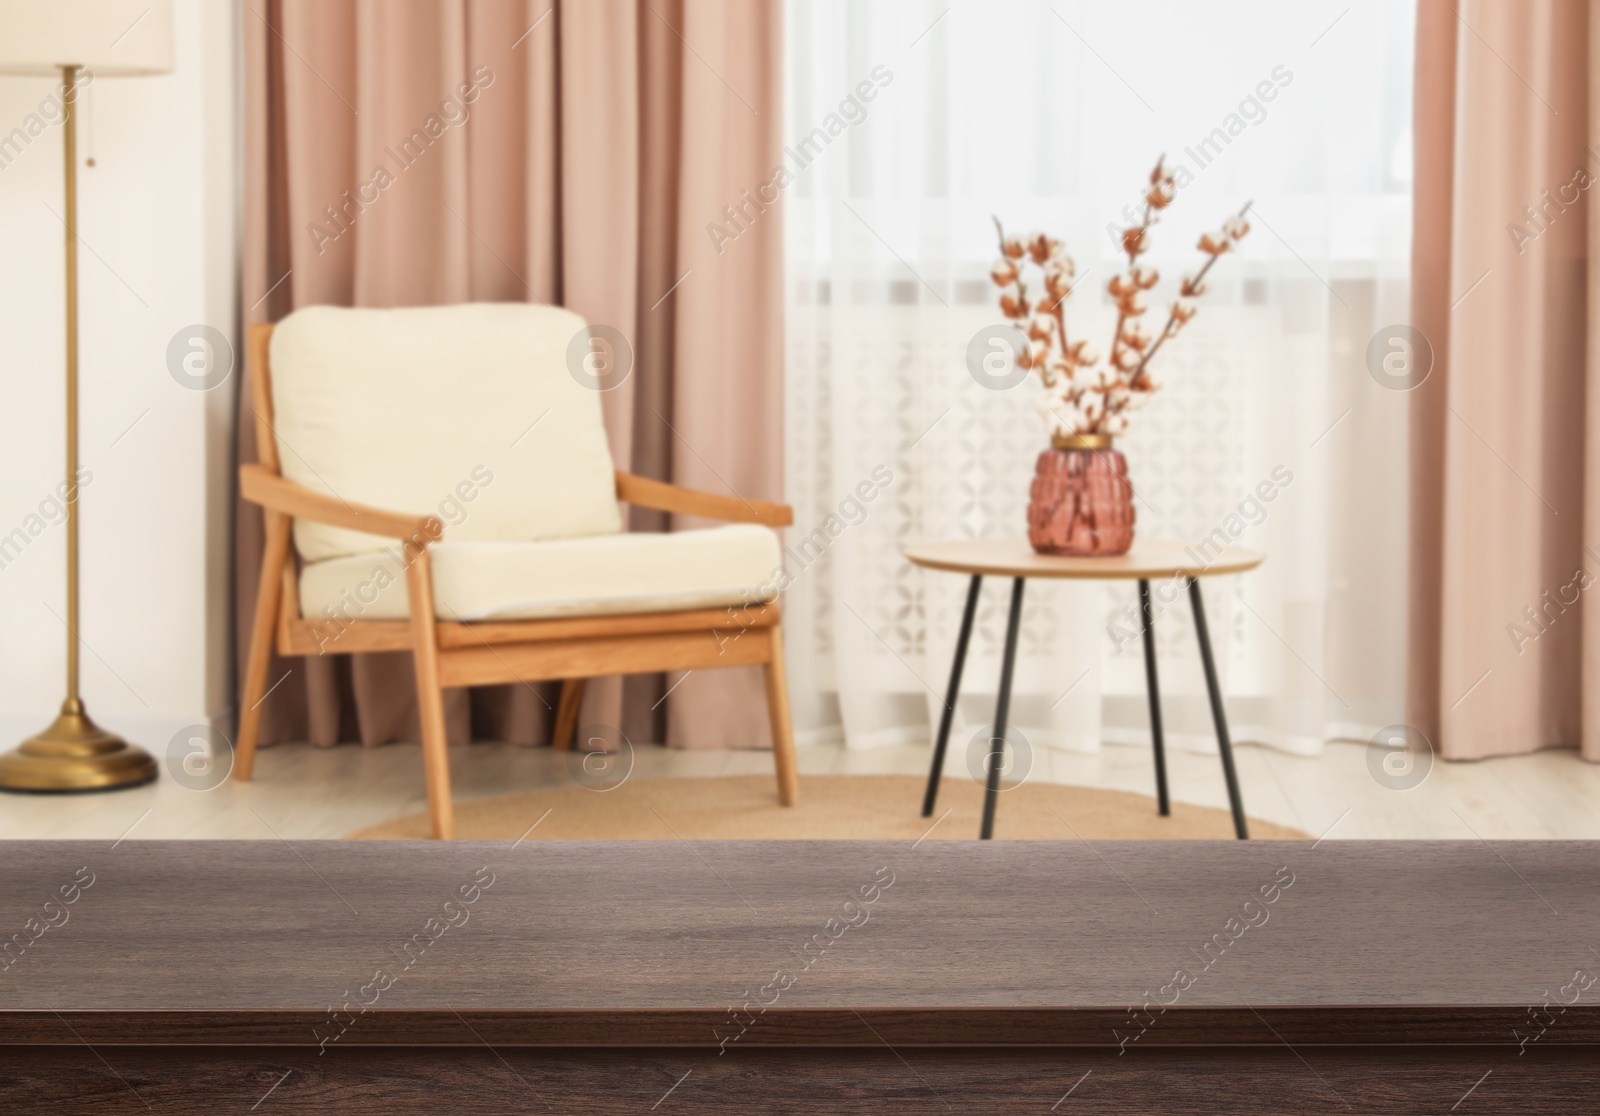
[783,0,1414,759]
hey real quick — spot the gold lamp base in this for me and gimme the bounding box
[0,700,157,793]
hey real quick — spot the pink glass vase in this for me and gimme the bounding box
[1027,436,1135,556]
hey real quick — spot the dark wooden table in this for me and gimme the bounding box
[2,839,1597,1113]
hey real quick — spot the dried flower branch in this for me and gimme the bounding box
[990,158,1250,439]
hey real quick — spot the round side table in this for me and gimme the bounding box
[903,538,1265,840]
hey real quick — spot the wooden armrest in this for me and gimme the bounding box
[239,463,443,544]
[615,470,793,527]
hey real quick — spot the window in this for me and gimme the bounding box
[784,0,1415,761]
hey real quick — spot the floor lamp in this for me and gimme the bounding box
[0,1,172,792]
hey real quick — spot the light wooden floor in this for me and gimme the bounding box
[1,737,1595,841]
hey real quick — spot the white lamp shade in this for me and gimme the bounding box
[0,0,172,76]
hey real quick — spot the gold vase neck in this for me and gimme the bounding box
[1051,433,1113,450]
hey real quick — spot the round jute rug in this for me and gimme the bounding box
[347,774,1308,841]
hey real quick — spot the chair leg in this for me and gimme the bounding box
[235,510,291,782]
[981,578,1026,840]
[1138,579,1170,817]
[553,679,585,751]
[762,621,800,806]
[923,574,981,817]
[1187,577,1248,840]
[405,549,456,840]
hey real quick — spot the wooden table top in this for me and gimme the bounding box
[902,538,1264,580]
[2,839,1595,1047]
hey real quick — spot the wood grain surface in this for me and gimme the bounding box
[3,1045,1596,1115]
[902,538,1264,580]
[2,839,1596,1046]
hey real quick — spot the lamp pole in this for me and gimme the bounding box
[64,62,81,709]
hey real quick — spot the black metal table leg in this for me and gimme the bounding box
[980,578,1026,840]
[1138,579,1170,817]
[1188,577,1248,840]
[923,574,982,817]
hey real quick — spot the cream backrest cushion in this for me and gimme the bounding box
[269,303,622,562]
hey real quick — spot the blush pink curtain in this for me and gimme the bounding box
[1409,0,1599,760]
[238,0,784,751]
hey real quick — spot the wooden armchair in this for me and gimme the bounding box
[235,304,797,839]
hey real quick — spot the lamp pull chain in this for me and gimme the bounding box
[84,77,95,168]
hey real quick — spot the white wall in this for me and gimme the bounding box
[0,0,237,754]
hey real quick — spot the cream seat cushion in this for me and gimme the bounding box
[269,302,621,563]
[300,525,781,623]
